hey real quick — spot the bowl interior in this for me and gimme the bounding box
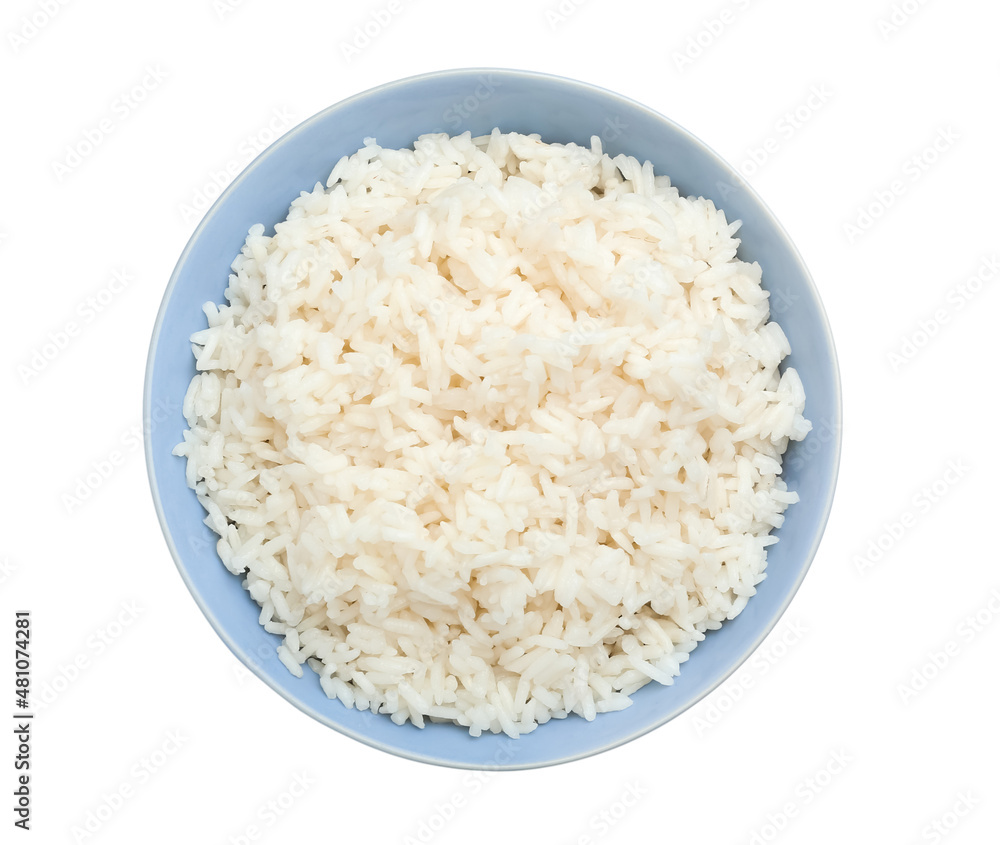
[145,69,841,769]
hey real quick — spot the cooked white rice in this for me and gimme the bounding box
[174,129,810,737]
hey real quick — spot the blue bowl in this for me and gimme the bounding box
[145,68,841,769]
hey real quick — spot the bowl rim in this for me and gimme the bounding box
[144,66,843,770]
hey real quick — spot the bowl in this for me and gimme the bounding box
[145,68,842,769]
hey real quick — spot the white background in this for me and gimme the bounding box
[2,0,997,842]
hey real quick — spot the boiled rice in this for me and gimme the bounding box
[174,129,810,737]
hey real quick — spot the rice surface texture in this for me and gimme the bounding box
[174,130,811,738]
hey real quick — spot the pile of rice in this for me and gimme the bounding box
[175,129,809,737]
